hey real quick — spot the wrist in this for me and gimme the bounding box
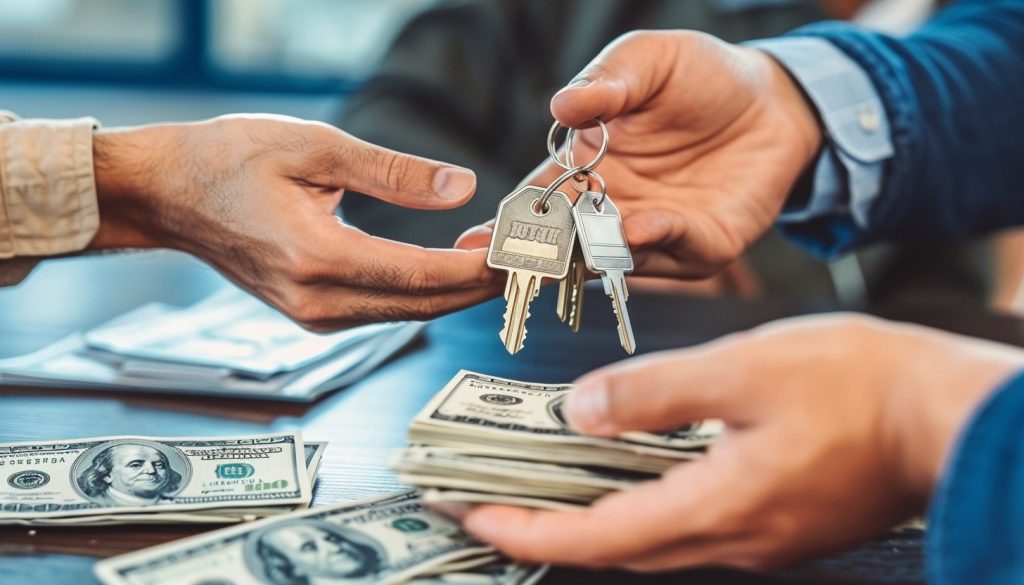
[758,48,824,171]
[89,125,181,250]
[884,330,1024,501]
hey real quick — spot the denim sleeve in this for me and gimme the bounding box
[757,0,1024,256]
[750,37,893,258]
[927,370,1024,585]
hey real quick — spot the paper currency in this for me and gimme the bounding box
[395,370,721,509]
[392,446,638,502]
[0,433,311,524]
[95,491,496,585]
[410,562,549,584]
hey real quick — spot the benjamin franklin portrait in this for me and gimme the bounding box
[73,439,189,507]
[244,519,387,585]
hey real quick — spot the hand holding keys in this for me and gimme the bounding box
[486,120,636,355]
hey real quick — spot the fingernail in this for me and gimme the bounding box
[553,78,594,102]
[566,380,612,434]
[433,167,476,201]
[565,77,594,90]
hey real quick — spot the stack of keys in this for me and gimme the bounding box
[486,120,636,355]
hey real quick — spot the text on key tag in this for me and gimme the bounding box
[487,186,576,279]
[487,185,577,354]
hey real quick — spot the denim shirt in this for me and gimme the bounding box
[757,0,1024,259]
[753,2,1024,582]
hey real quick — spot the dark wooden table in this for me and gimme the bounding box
[3,252,1020,584]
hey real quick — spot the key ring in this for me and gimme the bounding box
[576,169,607,209]
[546,119,609,173]
[540,120,609,208]
[539,167,607,210]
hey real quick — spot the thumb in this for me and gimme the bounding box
[550,31,676,127]
[454,220,494,250]
[337,137,477,210]
[566,336,756,436]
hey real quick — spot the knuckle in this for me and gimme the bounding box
[403,264,442,296]
[407,296,441,321]
[349,296,412,324]
[276,290,344,331]
[378,151,417,193]
[278,247,325,285]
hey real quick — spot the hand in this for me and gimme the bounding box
[456,31,822,279]
[453,314,1024,571]
[89,114,499,330]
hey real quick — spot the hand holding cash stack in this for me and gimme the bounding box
[392,370,721,510]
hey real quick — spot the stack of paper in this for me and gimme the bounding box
[0,288,424,401]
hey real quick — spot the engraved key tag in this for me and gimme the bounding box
[487,186,577,354]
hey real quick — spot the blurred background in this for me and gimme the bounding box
[1,0,1022,353]
[0,0,431,123]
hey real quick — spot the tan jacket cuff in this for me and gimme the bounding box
[0,115,101,260]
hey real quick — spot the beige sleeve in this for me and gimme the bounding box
[0,110,101,285]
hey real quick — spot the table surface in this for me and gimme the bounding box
[3,252,1021,585]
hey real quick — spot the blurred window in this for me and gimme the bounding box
[209,0,434,81]
[0,0,179,62]
[0,0,435,92]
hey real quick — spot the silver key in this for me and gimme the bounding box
[572,191,636,354]
[488,186,577,354]
[556,245,586,333]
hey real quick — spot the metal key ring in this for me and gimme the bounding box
[546,119,609,173]
[538,166,607,209]
[579,170,608,209]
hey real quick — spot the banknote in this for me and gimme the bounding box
[407,370,718,473]
[409,562,549,584]
[392,446,639,502]
[0,433,310,522]
[6,441,327,526]
[420,488,585,512]
[94,491,494,585]
[397,370,722,510]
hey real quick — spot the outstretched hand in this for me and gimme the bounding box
[91,114,500,330]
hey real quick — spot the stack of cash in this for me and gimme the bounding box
[0,433,325,526]
[94,490,548,585]
[391,370,722,510]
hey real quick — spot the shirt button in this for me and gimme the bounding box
[858,106,880,133]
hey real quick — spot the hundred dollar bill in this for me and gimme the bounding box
[408,370,719,473]
[94,491,494,585]
[11,441,328,526]
[420,488,585,512]
[0,433,310,523]
[392,446,639,503]
[410,562,549,585]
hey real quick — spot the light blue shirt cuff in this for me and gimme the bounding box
[750,37,894,229]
